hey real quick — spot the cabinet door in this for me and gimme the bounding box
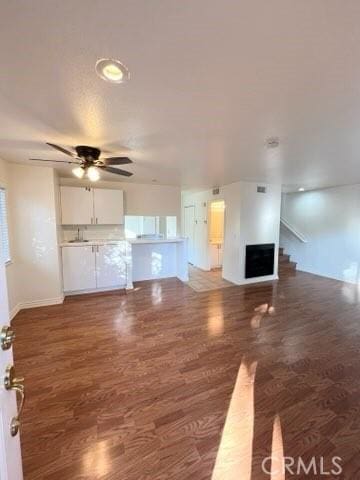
[61,186,94,224]
[93,189,124,224]
[96,244,127,289]
[62,246,96,292]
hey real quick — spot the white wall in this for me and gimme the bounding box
[182,181,281,284]
[6,163,63,315]
[280,185,360,283]
[235,181,281,284]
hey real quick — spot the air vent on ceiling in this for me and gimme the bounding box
[257,186,266,193]
[212,187,220,195]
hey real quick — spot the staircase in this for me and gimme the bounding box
[278,247,297,277]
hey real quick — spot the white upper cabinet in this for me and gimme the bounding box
[60,186,124,225]
[93,188,124,225]
[60,186,93,225]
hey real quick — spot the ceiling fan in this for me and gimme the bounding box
[30,143,133,181]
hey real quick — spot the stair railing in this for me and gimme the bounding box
[280,217,307,243]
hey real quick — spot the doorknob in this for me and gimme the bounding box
[4,365,25,437]
[1,326,16,350]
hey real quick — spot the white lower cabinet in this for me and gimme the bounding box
[62,246,97,292]
[62,244,127,293]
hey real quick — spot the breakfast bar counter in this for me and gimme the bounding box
[129,237,188,286]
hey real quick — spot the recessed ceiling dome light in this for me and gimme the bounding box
[95,58,130,84]
[298,187,305,192]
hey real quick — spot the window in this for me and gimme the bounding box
[124,215,177,239]
[0,188,10,263]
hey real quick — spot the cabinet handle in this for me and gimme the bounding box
[96,217,98,224]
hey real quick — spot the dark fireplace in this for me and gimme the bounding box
[245,243,275,278]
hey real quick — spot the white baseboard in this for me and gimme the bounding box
[239,274,279,285]
[223,274,279,286]
[10,295,64,321]
[9,304,21,321]
[64,286,126,296]
[20,295,65,309]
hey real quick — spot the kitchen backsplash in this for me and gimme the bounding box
[61,225,125,242]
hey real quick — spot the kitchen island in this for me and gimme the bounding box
[60,237,188,294]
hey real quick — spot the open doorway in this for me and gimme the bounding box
[209,200,225,271]
[187,199,231,292]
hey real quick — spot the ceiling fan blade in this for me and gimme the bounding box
[29,158,80,164]
[46,142,76,158]
[103,157,133,165]
[100,166,133,177]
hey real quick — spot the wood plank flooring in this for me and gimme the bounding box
[187,265,234,292]
[12,271,360,479]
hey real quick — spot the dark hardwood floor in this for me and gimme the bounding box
[12,271,360,479]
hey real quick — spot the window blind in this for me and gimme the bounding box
[0,188,10,263]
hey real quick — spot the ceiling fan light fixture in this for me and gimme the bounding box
[95,58,130,84]
[87,166,100,182]
[72,166,85,179]
[32,143,133,178]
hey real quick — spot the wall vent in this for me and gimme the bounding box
[257,186,266,193]
[212,187,220,195]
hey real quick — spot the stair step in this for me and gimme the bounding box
[279,268,297,277]
[279,261,297,271]
[279,254,290,263]
[278,247,296,276]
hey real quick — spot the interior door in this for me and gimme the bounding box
[93,189,124,225]
[96,244,127,289]
[184,206,195,264]
[0,249,23,479]
[60,186,94,225]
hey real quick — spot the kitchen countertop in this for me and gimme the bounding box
[59,238,186,247]
[59,240,126,247]
[129,238,186,245]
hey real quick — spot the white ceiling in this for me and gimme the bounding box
[2,1,360,191]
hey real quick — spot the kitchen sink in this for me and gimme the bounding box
[68,239,89,243]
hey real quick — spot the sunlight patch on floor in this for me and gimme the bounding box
[212,357,257,480]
